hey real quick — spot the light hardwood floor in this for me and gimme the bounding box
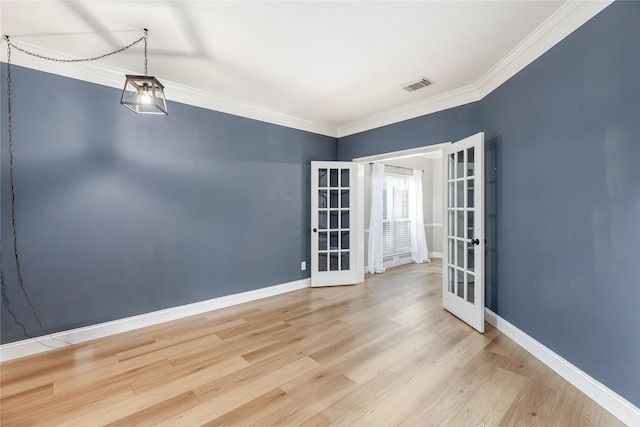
[0,261,623,426]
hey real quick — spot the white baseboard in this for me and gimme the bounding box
[365,254,442,273]
[0,278,310,362]
[485,309,640,427]
[384,255,412,269]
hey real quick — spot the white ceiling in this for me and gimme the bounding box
[0,1,611,137]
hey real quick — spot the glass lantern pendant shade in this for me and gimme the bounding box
[121,75,167,115]
[120,29,167,115]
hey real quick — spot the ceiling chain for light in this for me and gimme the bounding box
[3,33,146,64]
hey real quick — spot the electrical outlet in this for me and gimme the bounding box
[301,261,306,271]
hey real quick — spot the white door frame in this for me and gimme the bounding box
[352,143,449,164]
[352,142,449,272]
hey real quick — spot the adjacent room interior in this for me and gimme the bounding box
[356,146,444,269]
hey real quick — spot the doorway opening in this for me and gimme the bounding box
[353,143,447,272]
[350,133,485,333]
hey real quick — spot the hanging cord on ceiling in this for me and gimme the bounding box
[144,28,148,76]
[1,31,149,348]
[3,32,146,64]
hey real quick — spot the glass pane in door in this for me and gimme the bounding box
[330,231,338,250]
[448,154,455,179]
[341,190,349,208]
[341,211,349,228]
[319,169,327,187]
[448,183,455,208]
[318,211,327,229]
[330,211,339,229]
[341,252,350,270]
[448,239,454,264]
[448,211,455,236]
[330,252,339,271]
[319,253,327,272]
[330,169,338,187]
[330,190,339,208]
[341,169,349,187]
[457,181,464,207]
[341,231,350,249]
[456,150,464,177]
[448,266,455,293]
[319,190,327,208]
[319,232,327,251]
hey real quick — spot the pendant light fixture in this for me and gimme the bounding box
[120,29,168,115]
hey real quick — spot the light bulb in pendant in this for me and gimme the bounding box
[139,83,153,104]
[140,91,151,104]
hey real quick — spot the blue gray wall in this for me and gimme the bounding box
[340,1,640,407]
[482,1,639,407]
[337,102,482,160]
[1,0,638,410]
[1,65,336,343]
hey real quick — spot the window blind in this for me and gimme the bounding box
[382,175,411,255]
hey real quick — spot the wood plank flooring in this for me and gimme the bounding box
[0,261,623,426]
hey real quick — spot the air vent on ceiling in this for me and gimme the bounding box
[402,77,433,92]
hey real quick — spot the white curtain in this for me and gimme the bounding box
[368,163,386,274]
[409,170,430,263]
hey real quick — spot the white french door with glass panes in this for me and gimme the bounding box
[311,162,363,287]
[442,132,485,333]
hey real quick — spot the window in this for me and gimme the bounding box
[382,174,411,255]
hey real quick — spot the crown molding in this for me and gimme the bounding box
[1,0,613,139]
[1,42,126,89]
[338,0,613,138]
[337,85,481,138]
[1,41,338,138]
[165,80,338,138]
[475,0,614,98]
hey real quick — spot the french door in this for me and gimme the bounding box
[442,133,485,332]
[311,162,363,287]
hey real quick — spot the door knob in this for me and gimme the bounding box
[470,238,480,245]
[313,228,317,233]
